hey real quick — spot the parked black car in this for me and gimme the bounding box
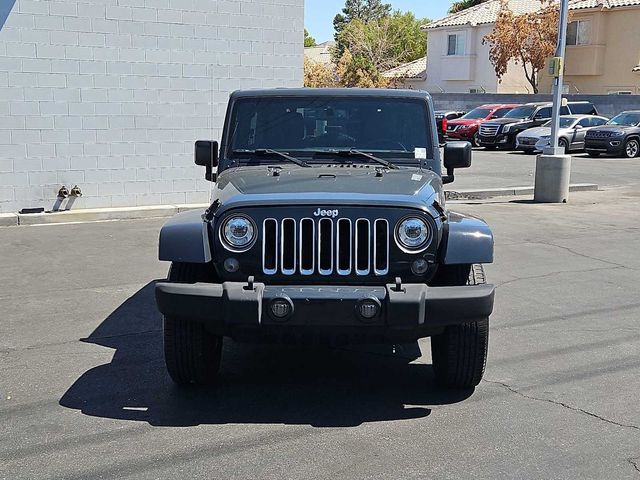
[155,88,495,390]
[584,111,640,158]
[478,101,598,149]
[435,110,466,144]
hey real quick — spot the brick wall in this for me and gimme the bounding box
[0,0,303,213]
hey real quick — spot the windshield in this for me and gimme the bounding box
[225,96,431,163]
[542,118,576,128]
[493,107,513,118]
[503,106,536,119]
[607,112,640,126]
[462,108,492,119]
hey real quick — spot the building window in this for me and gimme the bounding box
[567,20,591,45]
[447,33,466,56]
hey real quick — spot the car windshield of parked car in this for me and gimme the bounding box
[462,108,492,119]
[542,118,576,128]
[607,112,640,126]
[503,106,536,119]
[226,96,431,162]
[492,107,513,118]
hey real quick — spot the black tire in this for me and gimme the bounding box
[163,262,223,386]
[472,132,481,148]
[559,138,569,152]
[587,151,600,158]
[431,264,489,389]
[624,138,640,158]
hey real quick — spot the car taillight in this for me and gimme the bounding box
[442,117,448,131]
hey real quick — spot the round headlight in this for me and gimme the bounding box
[396,217,431,251]
[221,215,256,251]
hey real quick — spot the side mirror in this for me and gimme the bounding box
[443,141,472,184]
[195,140,219,182]
[574,124,583,129]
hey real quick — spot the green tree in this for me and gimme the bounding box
[304,28,317,47]
[448,0,488,14]
[334,11,428,73]
[333,0,392,54]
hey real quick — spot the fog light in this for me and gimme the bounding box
[411,258,429,275]
[610,141,621,147]
[223,257,239,273]
[357,297,381,320]
[270,298,293,320]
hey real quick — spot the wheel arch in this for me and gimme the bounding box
[159,210,212,263]
[440,211,494,265]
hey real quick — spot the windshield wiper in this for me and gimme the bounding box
[321,149,398,170]
[233,149,310,167]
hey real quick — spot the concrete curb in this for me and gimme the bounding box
[0,213,19,227]
[1,184,600,227]
[7,203,209,227]
[445,183,598,200]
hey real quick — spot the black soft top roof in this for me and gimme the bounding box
[230,88,431,100]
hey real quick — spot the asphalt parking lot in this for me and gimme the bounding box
[451,148,640,191]
[2,164,640,478]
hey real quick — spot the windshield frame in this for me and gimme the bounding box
[219,94,435,171]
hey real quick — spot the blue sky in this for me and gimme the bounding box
[305,0,450,43]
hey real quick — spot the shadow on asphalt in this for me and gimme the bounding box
[59,283,473,427]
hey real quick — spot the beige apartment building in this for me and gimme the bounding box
[539,0,640,94]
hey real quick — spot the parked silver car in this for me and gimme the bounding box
[516,115,609,153]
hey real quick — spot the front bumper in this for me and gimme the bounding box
[516,138,548,152]
[155,281,495,342]
[479,133,513,147]
[585,139,624,154]
[446,129,476,141]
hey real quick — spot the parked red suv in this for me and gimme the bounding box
[445,104,519,147]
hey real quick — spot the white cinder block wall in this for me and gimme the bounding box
[0,0,303,213]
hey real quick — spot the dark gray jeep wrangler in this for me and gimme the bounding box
[155,88,495,389]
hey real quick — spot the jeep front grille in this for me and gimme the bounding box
[479,124,500,137]
[262,218,389,276]
[587,131,612,139]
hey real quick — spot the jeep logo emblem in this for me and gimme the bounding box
[313,208,339,218]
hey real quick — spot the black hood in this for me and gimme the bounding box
[588,125,637,133]
[212,165,442,213]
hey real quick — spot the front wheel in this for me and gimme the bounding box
[163,262,223,386]
[559,138,569,153]
[624,138,640,158]
[472,132,481,148]
[431,264,489,389]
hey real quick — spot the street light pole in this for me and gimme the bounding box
[546,0,570,155]
[535,0,572,203]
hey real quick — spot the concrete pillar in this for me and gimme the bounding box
[534,154,571,203]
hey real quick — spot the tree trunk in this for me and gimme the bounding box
[529,69,539,94]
